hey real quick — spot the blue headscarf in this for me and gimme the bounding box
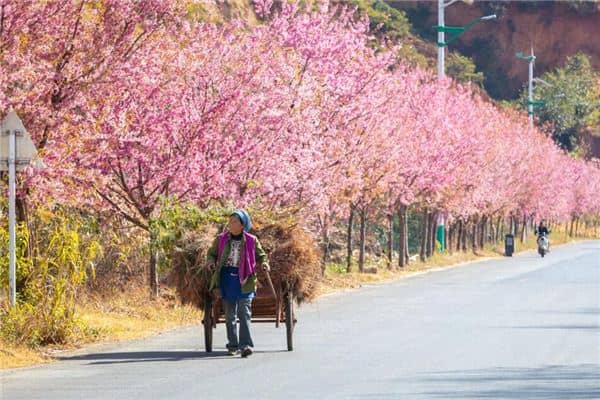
[231,209,252,232]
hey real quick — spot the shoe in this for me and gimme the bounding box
[227,348,239,356]
[241,347,253,358]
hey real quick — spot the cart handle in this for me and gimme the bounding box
[263,270,277,299]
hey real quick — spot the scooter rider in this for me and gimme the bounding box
[535,220,551,250]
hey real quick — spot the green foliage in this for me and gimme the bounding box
[325,261,348,274]
[586,108,600,132]
[350,0,411,41]
[0,223,32,295]
[584,76,600,132]
[389,208,423,254]
[151,199,229,272]
[520,52,599,151]
[347,2,438,70]
[0,208,100,346]
[406,209,423,254]
[396,44,430,69]
[446,52,484,86]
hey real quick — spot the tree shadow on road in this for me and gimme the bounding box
[533,307,600,316]
[509,323,600,331]
[352,364,600,399]
[417,364,600,399]
[57,350,287,365]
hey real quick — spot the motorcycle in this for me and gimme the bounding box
[537,233,550,257]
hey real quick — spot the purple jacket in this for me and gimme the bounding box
[217,231,256,284]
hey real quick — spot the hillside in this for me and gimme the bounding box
[392,1,600,100]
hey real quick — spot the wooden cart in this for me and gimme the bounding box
[202,271,296,352]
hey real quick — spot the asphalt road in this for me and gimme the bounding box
[2,240,599,400]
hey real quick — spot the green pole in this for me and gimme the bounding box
[436,215,445,253]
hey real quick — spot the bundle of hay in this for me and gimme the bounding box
[166,225,217,308]
[252,223,321,305]
[168,218,321,308]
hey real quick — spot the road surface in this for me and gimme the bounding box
[2,240,599,399]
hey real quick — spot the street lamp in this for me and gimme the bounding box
[432,1,495,252]
[433,0,496,79]
[516,48,539,128]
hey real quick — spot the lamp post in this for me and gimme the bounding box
[516,48,538,128]
[433,2,495,252]
[434,0,496,79]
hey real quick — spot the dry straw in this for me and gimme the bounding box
[168,217,321,308]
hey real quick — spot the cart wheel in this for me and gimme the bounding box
[203,295,213,353]
[285,292,294,351]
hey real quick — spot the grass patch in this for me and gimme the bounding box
[76,286,202,343]
[0,339,49,369]
[0,286,201,370]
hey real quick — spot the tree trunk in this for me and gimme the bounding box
[496,216,502,243]
[420,209,429,262]
[484,217,488,244]
[358,207,366,273]
[461,221,468,252]
[456,220,463,252]
[404,216,410,265]
[447,223,454,254]
[444,224,449,253]
[575,217,580,237]
[569,217,575,237]
[432,212,438,254]
[387,213,393,269]
[513,217,519,239]
[320,216,330,274]
[479,216,487,248]
[346,205,354,273]
[471,219,478,252]
[427,211,436,257]
[149,230,159,298]
[398,205,408,268]
[432,212,438,256]
[492,217,501,243]
[520,215,527,243]
[493,217,498,243]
